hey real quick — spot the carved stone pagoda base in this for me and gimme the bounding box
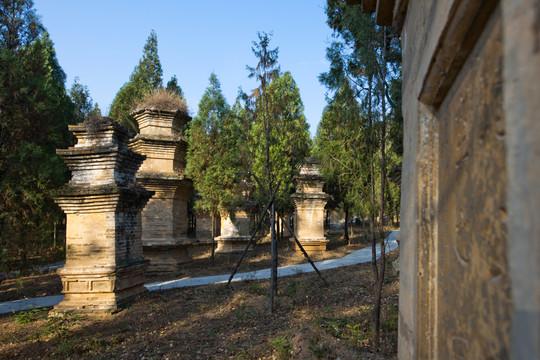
[215,236,252,253]
[292,237,329,252]
[54,261,147,314]
[143,241,192,276]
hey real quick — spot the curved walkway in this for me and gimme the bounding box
[0,231,399,314]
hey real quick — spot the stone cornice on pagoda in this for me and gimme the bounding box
[131,107,190,138]
[55,185,152,214]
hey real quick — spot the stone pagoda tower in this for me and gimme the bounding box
[130,106,193,275]
[291,157,332,252]
[54,118,153,314]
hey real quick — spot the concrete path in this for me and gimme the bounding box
[0,231,399,315]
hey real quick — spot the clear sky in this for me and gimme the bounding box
[33,0,334,138]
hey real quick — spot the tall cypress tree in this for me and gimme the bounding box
[185,73,248,259]
[0,0,74,271]
[249,71,311,206]
[109,30,163,132]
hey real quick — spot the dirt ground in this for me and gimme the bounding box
[0,230,386,303]
[0,231,399,359]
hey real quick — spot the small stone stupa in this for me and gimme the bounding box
[215,182,256,253]
[291,157,332,252]
[54,118,153,314]
[129,92,194,275]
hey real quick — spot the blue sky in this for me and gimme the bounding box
[33,0,334,138]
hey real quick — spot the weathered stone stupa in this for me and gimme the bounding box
[215,183,256,253]
[129,106,193,275]
[291,158,332,252]
[194,210,215,247]
[54,118,153,314]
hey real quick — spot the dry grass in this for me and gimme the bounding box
[82,115,113,135]
[135,88,188,115]
[0,249,400,359]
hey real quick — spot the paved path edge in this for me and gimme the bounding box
[0,231,399,314]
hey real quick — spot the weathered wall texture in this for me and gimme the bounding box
[54,120,152,314]
[436,11,511,358]
[386,0,540,357]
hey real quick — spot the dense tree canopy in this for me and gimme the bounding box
[0,0,75,270]
[186,73,248,216]
[250,71,311,204]
[317,0,403,348]
[246,33,311,207]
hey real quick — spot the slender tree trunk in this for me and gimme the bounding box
[53,221,57,248]
[211,214,216,263]
[277,210,281,243]
[280,211,284,243]
[367,73,381,349]
[270,202,278,312]
[344,207,350,245]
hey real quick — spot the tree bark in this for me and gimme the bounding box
[270,202,278,313]
[344,207,350,245]
[211,214,216,263]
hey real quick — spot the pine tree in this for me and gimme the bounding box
[0,0,74,271]
[69,77,94,123]
[166,75,184,99]
[185,73,248,259]
[109,30,163,132]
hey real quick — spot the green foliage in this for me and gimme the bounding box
[317,0,403,223]
[269,335,292,359]
[42,311,81,339]
[246,32,280,95]
[186,73,248,218]
[315,83,370,217]
[109,30,163,131]
[166,75,184,99]
[0,1,73,271]
[309,341,330,358]
[69,77,100,123]
[14,307,48,325]
[314,315,371,346]
[320,0,403,349]
[249,71,311,206]
[249,282,266,296]
[245,34,311,208]
[233,302,255,321]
